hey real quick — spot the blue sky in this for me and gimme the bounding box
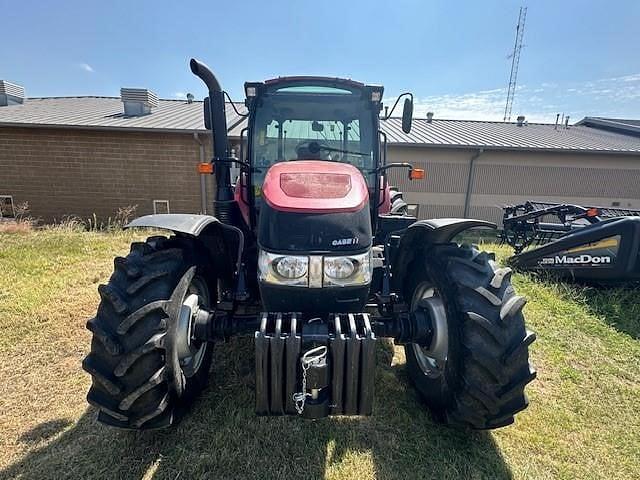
[1,0,639,122]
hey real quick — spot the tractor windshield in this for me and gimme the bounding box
[251,84,377,185]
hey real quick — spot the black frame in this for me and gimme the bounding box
[501,200,640,254]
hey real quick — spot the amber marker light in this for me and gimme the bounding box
[198,163,214,174]
[409,168,425,180]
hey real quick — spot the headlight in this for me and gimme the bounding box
[275,256,308,279]
[323,251,371,287]
[258,250,372,287]
[324,257,355,279]
[258,250,308,286]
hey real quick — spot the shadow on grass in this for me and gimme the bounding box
[529,273,640,340]
[577,284,640,339]
[1,340,512,480]
[17,419,73,445]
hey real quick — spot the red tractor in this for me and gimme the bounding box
[83,59,536,430]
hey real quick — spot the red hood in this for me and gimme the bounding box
[262,161,369,214]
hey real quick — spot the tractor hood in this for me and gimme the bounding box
[258,161,372,252]
[262,161,369,214]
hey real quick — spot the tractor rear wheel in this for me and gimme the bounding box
[389,186,409,215]
[404,243,536,429]
[82,236,215,429]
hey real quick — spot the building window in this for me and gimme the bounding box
[407,204,420,217]
[153,200,170,214]
[0,196,15,219]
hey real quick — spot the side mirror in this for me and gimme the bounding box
[203,97,212,130]
[402,97,413,134]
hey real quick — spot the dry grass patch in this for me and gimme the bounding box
[0,231,638,479]
[0,221,34,234]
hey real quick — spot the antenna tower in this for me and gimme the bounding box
[504,7,527,122]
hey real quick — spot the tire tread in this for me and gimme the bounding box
[83,236,213,430]
[405,243,536,430]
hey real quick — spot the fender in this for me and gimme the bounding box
[391,218,496,294]
[400,218,496,245]
[127,213,222,236]
[126,214,244,278]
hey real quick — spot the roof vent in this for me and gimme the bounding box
[516,115,525,127]
[426,112,434,123]
[0,80,25,106]
[120,88,158,116]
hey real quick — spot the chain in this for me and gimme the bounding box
[292,346,328,414]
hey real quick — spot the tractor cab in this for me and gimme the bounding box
[245,78,382,185]
[237,78,382,230]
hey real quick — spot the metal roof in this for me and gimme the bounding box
[1,96,639,154]
[575,117,640,138]
[0,96,246,133]
[380,117,640,154]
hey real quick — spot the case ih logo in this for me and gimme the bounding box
[540,254,612,266]
[331,237,359,246]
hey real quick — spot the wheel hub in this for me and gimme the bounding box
[175,277,209,378]
[411,284,448,378]
[176,294,200,362]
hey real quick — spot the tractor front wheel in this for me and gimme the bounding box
[404,244,536,429]
[82,236,215,429]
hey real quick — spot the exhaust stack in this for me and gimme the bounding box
[189,58,233,222]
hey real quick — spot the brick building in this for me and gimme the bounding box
[1,81,639,225]
[0,88,244,223]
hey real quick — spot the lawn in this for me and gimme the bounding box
[0,229,638,480]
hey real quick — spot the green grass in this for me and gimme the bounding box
[0,231,638,479]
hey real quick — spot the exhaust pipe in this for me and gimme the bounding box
[190,58,222,93]
[189,58,234,223]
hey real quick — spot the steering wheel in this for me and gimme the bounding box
[295,140,335,160]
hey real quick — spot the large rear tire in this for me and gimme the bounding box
[389,186,409,215]
[83,236,215,429]
[404,243,536,429]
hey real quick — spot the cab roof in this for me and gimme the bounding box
[263,76,367,88]
[245,76,383,98]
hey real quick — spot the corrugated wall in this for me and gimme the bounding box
[387,146,640,225]
[474,163,640,197]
